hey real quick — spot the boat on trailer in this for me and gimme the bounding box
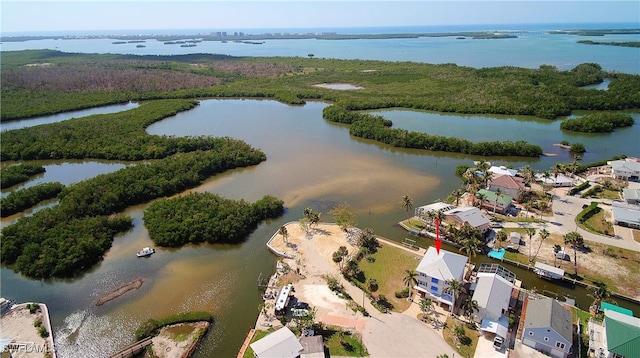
[136,247,155,257]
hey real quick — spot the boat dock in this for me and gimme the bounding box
[533,262,565,280]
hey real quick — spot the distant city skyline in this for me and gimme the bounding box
[2,1,639,35]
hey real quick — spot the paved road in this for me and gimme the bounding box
[502,191,639,252]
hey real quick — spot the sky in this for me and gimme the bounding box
[1,1,639,34]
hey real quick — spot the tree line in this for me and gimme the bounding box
[143,193,284,247]
[560,112,635,133]
[0,163,45,188]
[1,141,266,278]
[323,105,543,157]
[1,182,65,217]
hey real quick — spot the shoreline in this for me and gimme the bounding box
[96,279,143,306]
[0,301,57,358]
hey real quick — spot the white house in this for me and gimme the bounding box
[414,201,455,219]
[622,188,640,205]
[250,326,303,358]
[472,272,514,322]
[608,158,640,181]
[489,165,518,177]
[612,202,640,229]
[535,173,575,187]
[414,247,468,310]
[444,206,491,233]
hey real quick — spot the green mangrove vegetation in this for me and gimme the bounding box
[578,40,640,48]
[1,182,65,217]
[135,311,214,340]
[143,193,284,247]
[323,106,543,156]
[560,112,635,133]
[1,144,265,278]
[1,163,46,188]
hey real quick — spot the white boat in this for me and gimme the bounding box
[136,247,155,257]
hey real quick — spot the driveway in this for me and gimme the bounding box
[362,312,456,358]
[474,334,507,358]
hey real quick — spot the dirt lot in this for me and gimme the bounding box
[149,321,209,358]
[0,304,54,357]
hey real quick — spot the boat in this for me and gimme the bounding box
[136,247,155,257]
[533,262,564,280]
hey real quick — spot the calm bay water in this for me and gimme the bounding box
[2,24,639,73]
[2,25,640,357]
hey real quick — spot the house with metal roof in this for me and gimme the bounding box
[414,247,468,311]
[476,189,513,215]
[489,165,518,177]
[623,188,640,205]
[589,306,640,358]
[444,206,491,232]
[471,271,514,339]
[612,202,640,230]
[535,173,575,187]
[521,298,573,358]
[249,326,303,358]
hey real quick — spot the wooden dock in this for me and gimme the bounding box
[110,337,153,358]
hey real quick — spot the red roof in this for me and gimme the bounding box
[489,175,525,190]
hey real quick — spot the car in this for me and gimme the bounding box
[294,301,309,309]
[493,335,504,350]
[490,222,503,228]
[292,308,309,317]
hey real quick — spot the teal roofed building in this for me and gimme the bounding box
[589,304,640,358]
[476,189,513,215]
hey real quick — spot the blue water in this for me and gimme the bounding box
[2,23,639,73]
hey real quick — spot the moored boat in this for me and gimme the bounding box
[136,247,155,257]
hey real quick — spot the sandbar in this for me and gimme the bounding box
[96,279,143,306]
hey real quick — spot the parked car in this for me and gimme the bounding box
[490,222,503,228]
[292,308,309,317]
[493,335,504,350]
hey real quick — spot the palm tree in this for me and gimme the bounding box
[520,165,535,191]
[459,235,481,260]
[475,192,487,209]
[493,188,503,215]
[461,297,479,320]
[452,189,464,207]
[532,229,550,262]
[278,225,289,244]
[570,155,583,177]
[496,230,508,249]
[525,227,536,262]
[563,231,584,275]
[445,279,465,315]
[482,168,494,188]
[403,269,418,301]
[419,298,433,321]
[401,195,414,220]
[434,210,446,231]
[588,282,616,312]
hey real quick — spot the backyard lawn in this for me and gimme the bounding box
[358,242,423,312]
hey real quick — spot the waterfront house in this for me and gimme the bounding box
[489,165,518,177]
[608,158,640,181]
[414,202,455,220]
[488,174,525,202]
[476,189,514,215]
[471,266,515,339]
[250,326,303,358]
[444,206,491,233]
[588,306,640,358]
[612,202,640,230]
[521,298,573,358]
[535,173,574,187]
[414,247,468,311]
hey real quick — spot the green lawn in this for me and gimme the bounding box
[443,316,480,358]
[581,207,614,236]
[324,328,368,357]
[243,328,275,358]
[358,243,422,312]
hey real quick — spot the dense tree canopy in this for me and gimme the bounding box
[143,193,284,247]
[1,182,65,217]
[0,163,45,188]
[560,112,635,132]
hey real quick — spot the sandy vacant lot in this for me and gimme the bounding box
[150,321,209,358]
[1,305,53,357]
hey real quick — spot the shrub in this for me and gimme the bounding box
[38,325,49,338]
[395,287,410,298]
